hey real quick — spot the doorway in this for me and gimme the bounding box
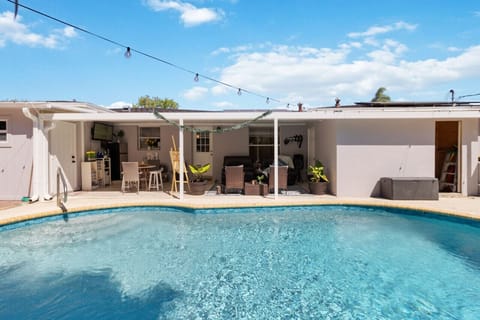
[49,121,77,192]
[435,121,460,192]
[193,129,213,178]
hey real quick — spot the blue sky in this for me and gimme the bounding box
[1,0,479,110]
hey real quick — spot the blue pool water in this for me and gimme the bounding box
[1,205,480,319]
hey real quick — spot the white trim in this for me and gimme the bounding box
[43,106,480,123]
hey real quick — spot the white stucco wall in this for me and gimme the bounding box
[313,120,337,195]
[335,119,435,197]
[0,109,33,200]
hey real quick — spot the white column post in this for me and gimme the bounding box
[179,118,185,200]
[274,117,279,199]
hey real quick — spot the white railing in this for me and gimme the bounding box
[56,168,68,212]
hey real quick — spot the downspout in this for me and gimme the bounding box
[21,107,40,203]
[42,120,56,201]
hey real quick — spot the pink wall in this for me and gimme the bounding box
[0,109,33,200]
[336,119,435,197]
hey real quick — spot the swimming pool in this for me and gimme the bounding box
[0,205,479,319]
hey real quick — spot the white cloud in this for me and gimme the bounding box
[105,101,133,109]
[183,86,209,100]
[144,0,224,26]
[474,11,480,17]
[211,42,480,106]
[348,21,417,38]
[0,11,77,48]
[212,101,234,108]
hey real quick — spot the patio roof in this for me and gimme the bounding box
[40,104,480,123]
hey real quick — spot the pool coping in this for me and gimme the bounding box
[1,192,480,227]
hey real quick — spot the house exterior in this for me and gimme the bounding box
[1,100,479,201]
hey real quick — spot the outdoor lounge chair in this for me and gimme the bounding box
[268,165,288,193]
[121,162,140,193]
[224,165,245,193]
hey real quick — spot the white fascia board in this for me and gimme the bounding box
[40,108,480,122]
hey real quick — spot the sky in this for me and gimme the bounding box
[1,0,479,110]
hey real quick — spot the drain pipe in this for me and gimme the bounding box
[42,119,56,201]
[22,107,40,203]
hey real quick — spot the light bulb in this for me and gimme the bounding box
[124,47,131,58]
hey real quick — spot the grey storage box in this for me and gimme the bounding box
[380,177,439,200]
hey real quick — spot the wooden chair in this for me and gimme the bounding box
[268,165,288,193]
[225,165,244,193]
[121,162,140,194]
[169,149,190,193]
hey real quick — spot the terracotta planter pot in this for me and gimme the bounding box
[309,182,328,195]
[190,180,208,195]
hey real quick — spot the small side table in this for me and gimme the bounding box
[244,182,268,196]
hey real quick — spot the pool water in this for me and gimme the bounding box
[1,206,479,319]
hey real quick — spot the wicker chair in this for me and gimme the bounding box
[224,165,245,193]
[268,165,288,193]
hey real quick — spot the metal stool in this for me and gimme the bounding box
[148,168,164,191]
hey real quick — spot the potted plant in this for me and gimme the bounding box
[188,163,211,195]
[308,160,329,195]
[257,175,268,196]
[146,138,159,150]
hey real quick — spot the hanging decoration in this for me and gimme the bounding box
[153,109,272,134]
[284,134,303,148]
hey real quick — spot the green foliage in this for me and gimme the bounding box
[371,87,391,103]
[135,95,178,109]
[256,175,265,184]
[188,163,211,182]
[308,160,329,183]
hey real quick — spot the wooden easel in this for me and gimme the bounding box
[169,136,190,193]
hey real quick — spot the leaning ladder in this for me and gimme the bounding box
[439,151,457,192]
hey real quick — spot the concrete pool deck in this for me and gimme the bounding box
[1,190,480,226]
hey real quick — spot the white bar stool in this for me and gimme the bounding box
[148,168,164,191]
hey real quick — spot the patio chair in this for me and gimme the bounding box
[121,162,140,194]
[224,165,245,193]
[268,165,288,193]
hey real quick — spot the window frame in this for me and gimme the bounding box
[138,126,161,150]
[0,118,8,146]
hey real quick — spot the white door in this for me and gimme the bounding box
[193,129,213,178]
[50,121,77,192]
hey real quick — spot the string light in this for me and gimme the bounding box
[8,0,296,108]
[154,109,273,133]
[194,73,199,82]
[124,47,131,58]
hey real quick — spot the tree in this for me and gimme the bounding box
[135,95,178,109]
[371,87,391,102]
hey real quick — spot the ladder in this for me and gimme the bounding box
[439,151,457,192]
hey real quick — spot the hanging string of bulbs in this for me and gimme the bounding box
[8,0,295,109]
[153,109,273,134]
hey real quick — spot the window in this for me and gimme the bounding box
[0,119,7,143]
[195,131,210,152]
[249,127,274,163]
[138,127,160,150]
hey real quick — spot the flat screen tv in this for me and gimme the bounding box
[92,122,113,141]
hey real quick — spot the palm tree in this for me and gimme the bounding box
[371,87,391,102]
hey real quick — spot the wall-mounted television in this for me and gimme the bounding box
[91,122,113,141]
